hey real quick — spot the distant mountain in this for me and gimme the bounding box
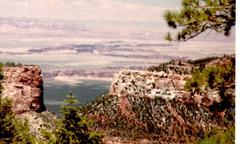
[0,17,89,36]
[0,17,83,30]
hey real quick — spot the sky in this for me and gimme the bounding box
[0,0,182,30]
[0,0,235,41]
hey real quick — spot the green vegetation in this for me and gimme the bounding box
[197,127,234,144]
[185,58,235,144]
[42,93,103,144]
[164,0,235,41]
[147,56,220,74]
[0,94,103,144]
[185,57,234,91]
[147,61,173,73]
[184,56,235,115]
[184,66,228,92]
[0,60,103,143]
[0,98,36,143]
[4,62,22,67]
[187,56,219,66]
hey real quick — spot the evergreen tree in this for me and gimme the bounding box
[0,98,36,144]
[43,92,103,144]
[164,0,235,41]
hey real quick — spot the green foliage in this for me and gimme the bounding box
[185,62,234,92]
[43,92,103,144]
[0,91,102,144]
[5,62,16,67]
[0,63,3,71]
[0,98,15,143]
[164,32,173,41]
[197,127,234,144]
[147,61,173,73]
[4,62,22,67]
[184,69,206,92]
[0,98,36,144]
[187,56,219,69]
[185,57,235,112]
[164,0,235,41]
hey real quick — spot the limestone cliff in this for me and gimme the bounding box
[1,66,46,114]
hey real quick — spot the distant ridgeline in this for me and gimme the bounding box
[0,55,235,143]
[80,55,235,143]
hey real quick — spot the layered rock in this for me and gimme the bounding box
[1,66,46,114]
[109,70,190,100]
[82,63,234,143]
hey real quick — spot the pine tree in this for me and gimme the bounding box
[43,92,103,144]
[164,0,235,41]
[0,98,16,143]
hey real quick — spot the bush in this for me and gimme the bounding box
[197,127,234,144]
[184,59,235,113]
[0,98,36,143]
[185,63,234,92]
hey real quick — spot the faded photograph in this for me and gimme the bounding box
[0,0,235,143]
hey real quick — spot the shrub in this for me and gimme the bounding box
[42,93,103,144]
[197,127,235,144]
[185,63,234,92]
[184,59,235,113]
[0,98,36,143]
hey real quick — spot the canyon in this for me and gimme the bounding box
[0,55,235,143]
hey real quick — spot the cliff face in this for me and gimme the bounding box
[1,66,46,114]
[109,70,190,100]
[81,55,235,143]
[109,69,222,108]
[82,70,234,143]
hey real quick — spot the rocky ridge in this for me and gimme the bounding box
[109,70,189,100]
[81,55,235,143]
[0,65,55,139]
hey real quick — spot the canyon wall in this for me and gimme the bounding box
[1,66,46,114]
[109,70,191,100]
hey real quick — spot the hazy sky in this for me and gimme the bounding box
[0,0,181,29]
[0,0,235,41]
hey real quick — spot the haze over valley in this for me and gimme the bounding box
[0,0,235,112]
[0,17,235,83]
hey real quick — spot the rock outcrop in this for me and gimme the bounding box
[147,59,194,75]
[81,55,235,143]
[17,111,56,139]
[109,70,189,100]
[1,66,46,114]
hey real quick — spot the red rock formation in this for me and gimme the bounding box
[1,66,46,114]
